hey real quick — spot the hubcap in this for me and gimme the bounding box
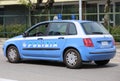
[8,48,17,61]
[66,51,77,66]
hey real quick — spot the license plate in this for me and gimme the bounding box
[101,41,108,46]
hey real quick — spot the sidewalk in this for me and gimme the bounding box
[0,38,8,45]
[111,45,120,63]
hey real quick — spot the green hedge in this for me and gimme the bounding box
[0,25,4,37]
[0,24,27,38]
[110,26,120,42]
[0,24,120,42]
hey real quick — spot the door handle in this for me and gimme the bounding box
[37,38,43,40]
[58,37,64,39]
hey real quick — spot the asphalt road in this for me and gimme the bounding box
[0,45,120,81]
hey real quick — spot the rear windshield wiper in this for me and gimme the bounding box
[92,32,103,34]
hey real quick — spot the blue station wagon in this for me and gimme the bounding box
[3,20,116,69]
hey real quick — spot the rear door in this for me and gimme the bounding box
[91,35,114,49]
[81,22,114,49]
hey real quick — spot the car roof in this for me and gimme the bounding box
[32,20,91,27]
[44,20,92,23]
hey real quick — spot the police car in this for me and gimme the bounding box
[3,20,116,69]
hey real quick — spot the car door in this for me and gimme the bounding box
[21,22,49,58]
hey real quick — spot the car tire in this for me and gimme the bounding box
[7,46,21,63]
[94,60,110,66]
[64,49,82,69]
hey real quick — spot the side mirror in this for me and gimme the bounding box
[23,32,27,37]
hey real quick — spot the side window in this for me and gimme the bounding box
[48,22,68,36]
[68,23,77,35]
[28,23,48,37]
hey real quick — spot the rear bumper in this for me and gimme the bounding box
[87,52,116,61]
[89,51,116,54]
[79,47,116,61]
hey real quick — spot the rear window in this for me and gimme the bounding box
[81,22,109,35]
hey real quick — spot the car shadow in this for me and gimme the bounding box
[21,60,119,69]
[81,62,118,69]
[22,60,66,68]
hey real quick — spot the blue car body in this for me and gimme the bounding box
[3,20,116,68]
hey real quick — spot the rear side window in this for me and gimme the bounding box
[68,23,77,35]
[81,22,109,35]
[48,22,68,35]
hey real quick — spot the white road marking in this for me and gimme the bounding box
[0,78,18,81]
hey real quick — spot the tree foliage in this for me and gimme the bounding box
[19,0,54,11]
[104,0,111,27]
[19,0,38,11]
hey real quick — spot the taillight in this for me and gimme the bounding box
[112,39,115,45]
[83,38,94,47]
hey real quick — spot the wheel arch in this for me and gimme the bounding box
[6,44,21,63]
[62,47,82,61]
[6,44,18,56]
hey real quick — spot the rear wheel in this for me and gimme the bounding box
[94,60,110,66]
[7,46,21,63]
[64,49,82,69]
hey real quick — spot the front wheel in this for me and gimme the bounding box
[64,49,82,69]
[7,46,21,63]
[94,60,110,66]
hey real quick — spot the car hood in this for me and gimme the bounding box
[12,35,23,39]
[5,35,23,42]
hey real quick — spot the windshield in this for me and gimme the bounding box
[81,22,109,35]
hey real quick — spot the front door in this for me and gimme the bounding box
[21,23,49,58]
[42,22,69,60]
